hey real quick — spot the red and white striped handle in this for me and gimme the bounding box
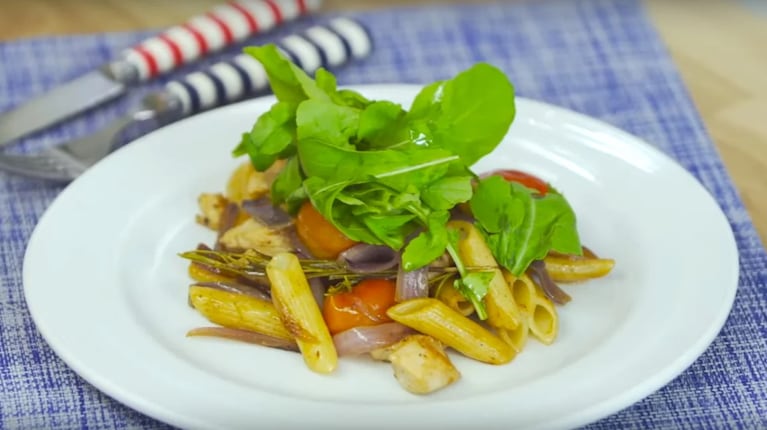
[163,17,372,115]
[119,0,322,82]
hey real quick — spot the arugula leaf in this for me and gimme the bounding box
[408,81,443,119]
[235,101,296,171]
[336,89,372,109]
[270,157,305,212]
[401,210,450,271]
[303,177,382,245]
[407,63,516,166]
[315,68,338,95]
[468,174,516,233]
[421,175,473,210]
[445,227,490,320]
[303,178,421,248]
[297,137,460,191]
[470,175,582,276]
[244,45,329,103]
[453,272,492,319]
[296,100,359,149]
[357,101,408,149]
[541,187,582,254]
[363,213,419,250]
[232,132,252,158]
[315,68,374,110]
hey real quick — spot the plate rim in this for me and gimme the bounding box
[23,83,740,430]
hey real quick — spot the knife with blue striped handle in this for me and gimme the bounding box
[164,17,371,115]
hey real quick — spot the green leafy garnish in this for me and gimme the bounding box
[445,227,491,320]
[400,211,450,271]
[357,101,408,149]
[231,43,580,318]
[244,46,329,103]
[232,102,296,170]
[470,175,582,276]
[407,63,516,166]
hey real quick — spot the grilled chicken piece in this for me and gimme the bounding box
[372,334,460,394]
[196,193,227,230]
[218,219,293,256]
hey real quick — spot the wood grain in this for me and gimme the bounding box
[646,0,767,246]
[1,0,765,244]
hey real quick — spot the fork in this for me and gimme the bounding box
[0,17,372,182]
[0,93,178,181]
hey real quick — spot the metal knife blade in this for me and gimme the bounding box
[0,0,321,148]
[0,66,129,147]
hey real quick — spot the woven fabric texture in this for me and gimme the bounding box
[1,0,765,428]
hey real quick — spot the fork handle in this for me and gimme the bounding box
[163,17,372,115]
[115,0,322,82]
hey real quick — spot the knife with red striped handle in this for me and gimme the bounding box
[0,0,321,147]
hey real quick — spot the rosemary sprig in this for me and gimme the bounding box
[179,248,493,280]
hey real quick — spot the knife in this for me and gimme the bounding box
[0,0,322,147]
[0,17,373,182]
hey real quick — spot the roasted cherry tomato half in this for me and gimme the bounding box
[490,169,549,195]
[296,201,358,259]
[322,278,397,335]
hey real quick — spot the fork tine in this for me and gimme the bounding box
[0,109,144,181]
[0,149,88,181]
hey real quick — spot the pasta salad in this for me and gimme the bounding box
[180,44,615,394]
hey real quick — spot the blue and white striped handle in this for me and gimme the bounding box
[164,17,372,115]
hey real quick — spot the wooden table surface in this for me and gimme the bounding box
[2,0,766,244]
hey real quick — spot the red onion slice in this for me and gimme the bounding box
[187,327,298,352]
[337,244,399,273]
[196,243,214,252]
[332,323,416,356]
[309,277,327,308]
[395,265,429,302]
[449,205,475,223]
[529,260,571,305]
[286,227,315,259]
[241,198,293,229]
[215,202,241,250]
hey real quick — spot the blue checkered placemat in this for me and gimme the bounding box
[1,0,766,428]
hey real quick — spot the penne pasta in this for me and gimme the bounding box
[544,256,615,282]
[188,285,292,341]
[528,293,558,345]
[503,271,559,345]
[188,262,234,284]
[387,298,515,365]
[497,318,529,354]
[435,280,475,317]
[448,221,522,330]
[186,327,298,352]
[266,252,338,374]
[503,271,536,316]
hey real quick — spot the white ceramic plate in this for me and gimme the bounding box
[24,85,738,430]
